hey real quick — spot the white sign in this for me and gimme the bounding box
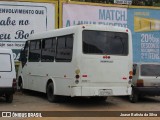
[114,0,132,5]
[0,1,55,50]
[63,3,127,28]
[141,34,160,60]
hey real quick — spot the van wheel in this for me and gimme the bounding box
[129,90,138,103]
[47,82,58,103]
[5,94,13,103]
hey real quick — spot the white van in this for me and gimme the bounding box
[0,49,16,103]
[130,63,160,103]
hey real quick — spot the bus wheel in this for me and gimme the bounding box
[129,90,138,103]
[47,82,58,103]
[5,94,13,103]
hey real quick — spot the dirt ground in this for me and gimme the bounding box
[0,91,160,120]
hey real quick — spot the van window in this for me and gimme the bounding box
[83,30,128,55]
[0,54,12,72]
[141,64,160,76]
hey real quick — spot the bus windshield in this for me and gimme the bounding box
[82,30,128,55]
[141,64,160,76]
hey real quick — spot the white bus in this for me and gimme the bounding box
[18,25,133,102]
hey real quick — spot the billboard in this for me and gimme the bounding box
[62,3,128,28]
[128,8,160,62]
[0,0,57,60]
[62,2,160,63]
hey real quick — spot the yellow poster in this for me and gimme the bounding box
[134,16,160,32]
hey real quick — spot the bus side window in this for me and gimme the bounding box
[56,34,73,62]
[41,38,56,62]
[29,40,41,62]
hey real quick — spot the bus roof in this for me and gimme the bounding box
[28,24,130,41]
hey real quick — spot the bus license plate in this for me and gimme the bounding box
[99,89,112,96]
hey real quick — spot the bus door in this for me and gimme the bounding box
[27,40,42,91]
[19,41,29,89]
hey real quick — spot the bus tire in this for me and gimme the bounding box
[129,90,138,103]
[47,82,58,103]
[5,94,13,103]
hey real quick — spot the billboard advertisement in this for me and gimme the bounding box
[62,3,127,28]
[128,8,160,62]
[62,2,160,63]
[0,1,57,60]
